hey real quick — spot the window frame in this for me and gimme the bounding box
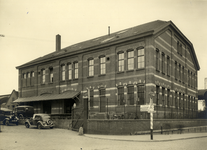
[74,62,78,79]
[118,52,124,72]
[161,52,165,74]
[127,86,134,105]
[42,69,46,84]
[100,56,106,75]
[137,85,144,105]
[68,63,72,80]
[61,64,66,81]
[156,49,160,71]
[49,67,53,83]
[137,47,145,69]
[88,59,94,77]
[118,86,125,105]
[167,56,170,76]
[127,49,134,70]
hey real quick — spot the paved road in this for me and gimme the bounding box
[0,125,207,150]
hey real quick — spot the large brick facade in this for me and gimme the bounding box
[15,20,200,120]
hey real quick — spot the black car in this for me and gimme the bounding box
[16,105,34,119]
[0,108,19,126]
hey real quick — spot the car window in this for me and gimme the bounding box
[34,116,41,120]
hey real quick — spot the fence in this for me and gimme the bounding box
[88,99,197,120]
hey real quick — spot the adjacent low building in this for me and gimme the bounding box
[14,20,200,123]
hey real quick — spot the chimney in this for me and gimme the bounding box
[56,34,61,52]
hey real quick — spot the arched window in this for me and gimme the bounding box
[118,52,124,72]
[100,56,106,74]
[68,63,72,80]
[74,62,78,79]
[137,47,145,69]
[42,69,45,84]
[88,59,94,76]
[61,64,65,81]
[49,67,53,83]
[156,48,160,71]
[127,49,134,70]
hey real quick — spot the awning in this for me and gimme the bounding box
[14,91,80,103]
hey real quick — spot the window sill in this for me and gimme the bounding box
[41,83,45,85]
[60,80,65,83]
[136,68,145,71]
[98,74,106,77]
[126,69,134,73]
[87,76,94,78]
[117,71,125,74]
[73,78,78,81]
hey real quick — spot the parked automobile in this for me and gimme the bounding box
[16,105,34,119]
[0,108,19,125]
[25,114,54,129]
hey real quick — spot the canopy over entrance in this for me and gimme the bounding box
[14,91,80,103]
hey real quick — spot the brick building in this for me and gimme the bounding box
[14,20,200,120]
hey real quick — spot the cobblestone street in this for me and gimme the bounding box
[0,125,207,150]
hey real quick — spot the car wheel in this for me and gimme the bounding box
[50,127,53,129]
[37,123,42,129]
[25,123,30,128]
[16,122,18,126]
[5,120,9,126]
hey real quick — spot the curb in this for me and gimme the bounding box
[84,134,207,142]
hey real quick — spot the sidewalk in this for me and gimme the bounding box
[84,132,207,142]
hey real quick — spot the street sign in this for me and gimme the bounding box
[148,105,154,113]
[140,105,150,112]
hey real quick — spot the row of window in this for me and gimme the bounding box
[22,47,145,85]
[61,62,78,81]
[89,85,145,107]
[156,48,196,89]
[118,47,145,72]
[156,49,170,76]
[155,86,197,110]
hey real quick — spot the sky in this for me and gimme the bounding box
[0,0,207,95]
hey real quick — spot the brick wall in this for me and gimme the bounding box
[87,119,207,135]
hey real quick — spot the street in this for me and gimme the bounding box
[0,125,207,150]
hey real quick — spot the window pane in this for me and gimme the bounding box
[128,58,134,70]
[138,48,144,56]
[118,87,124,105]
[118,53,124,72]
[61,65,65,81]
[89,59,94,76]
[74,62,78,79]
[100,57,106,74]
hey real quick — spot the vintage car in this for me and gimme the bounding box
[16,105,34,119]
[0,108,19,126]
[25,114,54,129]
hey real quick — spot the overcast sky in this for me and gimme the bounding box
[0,0,207,95]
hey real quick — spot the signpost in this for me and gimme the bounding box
[149,92,155,140]
[139,91,155,140]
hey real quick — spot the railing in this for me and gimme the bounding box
[88,100,197,120]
